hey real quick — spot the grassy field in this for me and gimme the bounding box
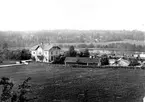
[0,63,145,102]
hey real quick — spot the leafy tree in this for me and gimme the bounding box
[0,77,37,102]
[53,55,65,64]
[100,54,109,66]
[129,58,140,66]
[65,46,77,57]
[9,50,21,60]
[20,49,31,60]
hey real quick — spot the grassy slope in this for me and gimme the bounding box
[0,63,145,102]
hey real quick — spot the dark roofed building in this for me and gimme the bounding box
[65,57,100,66]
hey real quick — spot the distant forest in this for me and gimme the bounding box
[0,30,145,51]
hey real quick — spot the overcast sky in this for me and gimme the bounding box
[0,0,145,31]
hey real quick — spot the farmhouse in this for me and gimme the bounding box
[30,43,61,63]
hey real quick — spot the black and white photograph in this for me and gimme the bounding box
[0,0,145,102]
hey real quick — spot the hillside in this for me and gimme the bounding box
[0,30,145,51]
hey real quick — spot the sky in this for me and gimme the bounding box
[0,0,145,31]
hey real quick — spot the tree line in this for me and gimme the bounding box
[0,44,31,63]
[0,30,144,48]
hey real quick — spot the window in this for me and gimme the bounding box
[51,51,53,55]
[51,56,53,61]
[44,51,48,55]
[33,51,36,55]
[38,52,42,55]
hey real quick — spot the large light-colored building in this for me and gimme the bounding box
[30,43,61,62]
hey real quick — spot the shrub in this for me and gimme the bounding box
[31,57,36,61]
[0,77,14,101]
[0,77,36,102]
[37,55,44,61]
[53,55,65,64]
[129,58,140,66]
[20,49,31,60]
[100,54,109,66]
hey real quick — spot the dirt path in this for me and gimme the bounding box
[0,64,23,68]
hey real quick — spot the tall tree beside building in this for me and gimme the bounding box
[65,46,77,57]
[100,54,109,66]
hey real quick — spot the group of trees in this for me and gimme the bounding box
[59,42,145,52]
[0,48,31,62]
[64,46,90,57]
[96,43,145,52]
[0,30,144,48]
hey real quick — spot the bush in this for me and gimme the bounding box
[100,54,109,66]
[53,55,65,64]
[0,77,37,102]
[129,59,140,66]
[20,49,31,60]
[0,77,13,101]
[37,55,44,61]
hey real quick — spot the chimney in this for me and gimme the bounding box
[41,42,43,45]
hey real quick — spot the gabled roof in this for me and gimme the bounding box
[30,43,60,51]
[65,57,78,63]
[78,57,100,63]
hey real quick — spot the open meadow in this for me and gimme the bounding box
[0,62,145,102]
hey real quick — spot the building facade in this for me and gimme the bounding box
[30,43,61,63]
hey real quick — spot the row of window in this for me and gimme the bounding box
[32,51,59,55]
